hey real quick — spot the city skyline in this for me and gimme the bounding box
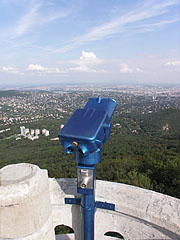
[0,0,179,87]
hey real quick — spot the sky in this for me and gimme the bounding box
[0,0,179,88]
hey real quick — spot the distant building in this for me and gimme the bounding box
[163,123,170,131]
[20,127,49,140]
[25,128,29,135]
[44,130,49,136]
[20,126,25,136]
[114,123,121,128]
[50,137,59,141]
[35,129,40,136]
[27,135,39,141]
[0,128,10,133]
[42,128,50,136]
[42,129,46,135]
[32,136,39,141]
[31,129,35,136]
[132,129,137,133]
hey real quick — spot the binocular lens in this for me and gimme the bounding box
[78,148,84,155]
[67,147,74,153]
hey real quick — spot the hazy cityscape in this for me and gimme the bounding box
[1,85,180,127]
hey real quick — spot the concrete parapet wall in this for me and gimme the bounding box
[50,178,180,240]
[97,181,180,231]
[95,180,180,239]
[0,163,180,240]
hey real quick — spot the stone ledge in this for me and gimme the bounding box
[50,178,180,240]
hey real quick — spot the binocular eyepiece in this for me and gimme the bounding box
[59,96,117,165]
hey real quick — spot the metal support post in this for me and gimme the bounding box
[81,193,95,240]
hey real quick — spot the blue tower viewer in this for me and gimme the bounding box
[59,96,117,240]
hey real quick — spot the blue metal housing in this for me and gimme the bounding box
[59,96,117,163]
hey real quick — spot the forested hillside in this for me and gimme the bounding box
[0,108,180,198]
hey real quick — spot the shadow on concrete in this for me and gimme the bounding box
[117,210,180,240]
[55,178,81,240]
[56,178,78,196]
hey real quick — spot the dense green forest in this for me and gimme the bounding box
[0,108,180,198]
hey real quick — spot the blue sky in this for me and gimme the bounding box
[0,0,179,87]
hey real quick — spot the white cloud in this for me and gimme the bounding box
[120,63,143,73]
[128,18,179,33]
[14,3,41,38]
[80,51,97,60]
[165,61,180,66]
[54,0,179,53]
[27,63,66,74]
[12,1,71,38]
[70,51,105,73]
[136,67,144,73]
[0,66,23,75]
[120,64,133,73]
[28,63,46,71]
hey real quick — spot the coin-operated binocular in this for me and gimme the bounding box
[59,96,117,240]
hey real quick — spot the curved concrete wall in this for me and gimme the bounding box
[50,178,180,240]
[0,163,55,240]
[1,164,180,240]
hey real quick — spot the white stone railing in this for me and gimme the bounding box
[0,163,180,240]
